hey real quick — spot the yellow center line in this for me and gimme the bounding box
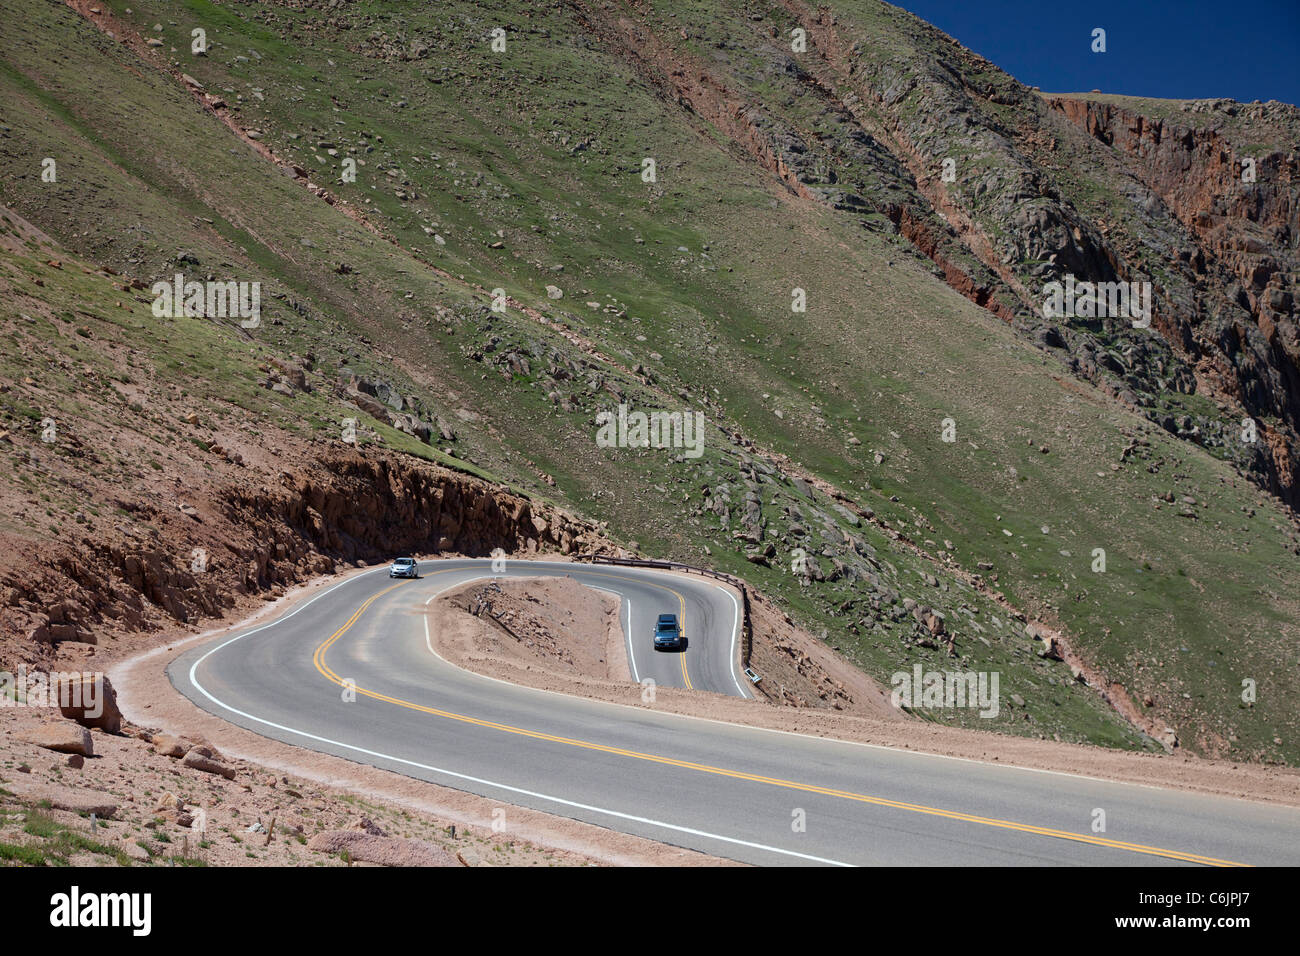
[311,570,1249,867]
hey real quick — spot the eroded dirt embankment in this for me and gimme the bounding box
[437,575,899,719]
[446,577,630,683]
[1,446,610,678]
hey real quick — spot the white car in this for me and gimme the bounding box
[388,557,420,579]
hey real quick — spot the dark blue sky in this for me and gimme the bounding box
[892,0,1300,105]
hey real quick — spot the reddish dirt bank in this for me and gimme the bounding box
[447,576,630,682]
[1046,94,1300,503]
[437,573,899,719]
[0,433,610,676]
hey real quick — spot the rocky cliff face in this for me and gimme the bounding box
[224,453,598,570]
[784,6,1300,508]
[1044,96,1300,501]
[574,0,1300,509]
[1,450,606,666]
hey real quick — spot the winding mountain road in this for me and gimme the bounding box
[168,558,1300,866]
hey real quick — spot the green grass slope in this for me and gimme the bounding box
[1,0,1297,763]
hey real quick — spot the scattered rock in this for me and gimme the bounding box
[24,720,93,756]
[349,816,387,837]
[152,733,191,758]
[182,748,236,779]
[153,792,186,814]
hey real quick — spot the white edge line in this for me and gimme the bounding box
[626,593,634,683]
[586,583,639,684]
[715,583,749,698]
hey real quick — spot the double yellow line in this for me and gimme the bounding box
[311,572,1247,867]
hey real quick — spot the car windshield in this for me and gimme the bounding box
[394,559,413,565]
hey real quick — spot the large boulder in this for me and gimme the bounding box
[343,382,390,420]
[1025,622,1064,660]
[25,720,94,756]
[151,733,192,758]
[182,747,236,779]
[54,674,122,733]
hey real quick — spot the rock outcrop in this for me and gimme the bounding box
[1044,95,1300,504]
[3,449,608,661]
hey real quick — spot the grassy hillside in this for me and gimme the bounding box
[2,0,1298,763]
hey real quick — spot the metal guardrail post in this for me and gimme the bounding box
[740,585,753,666]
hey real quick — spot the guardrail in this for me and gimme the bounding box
[575,553,755,666]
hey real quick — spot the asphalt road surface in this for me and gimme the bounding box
[168,558,1300,866]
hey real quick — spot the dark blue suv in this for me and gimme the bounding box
[653,613,682,651]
